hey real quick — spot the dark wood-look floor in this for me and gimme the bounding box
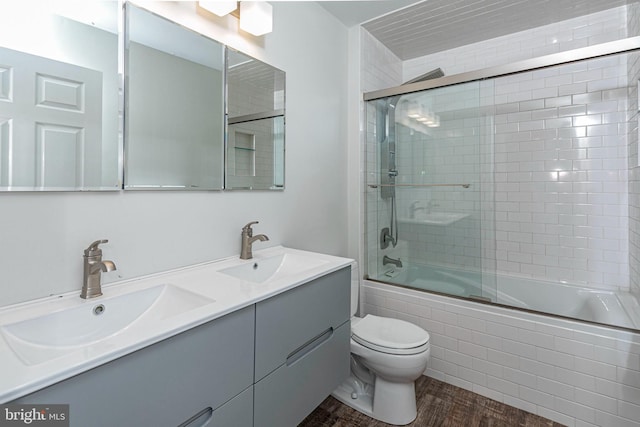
[299,376,566,427]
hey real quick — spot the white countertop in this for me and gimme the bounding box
[0,246,353,402]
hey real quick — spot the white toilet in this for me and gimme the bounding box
[332,264,431,425]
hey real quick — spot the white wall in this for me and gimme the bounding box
[0,1,350,307]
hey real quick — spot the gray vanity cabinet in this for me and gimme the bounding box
[14,306,255,427]
[253,267,351,427]
[11,267,352,427]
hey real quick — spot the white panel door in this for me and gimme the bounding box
[0,46,102,188]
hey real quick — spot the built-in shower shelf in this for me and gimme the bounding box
[368,183,471,189]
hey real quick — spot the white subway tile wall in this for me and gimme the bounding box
[361,29,403,277]
[628,2,640,300]
[361,30,403,93]
[363,281,640,427]
[490,56,630,289]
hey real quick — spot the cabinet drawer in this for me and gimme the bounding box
[179,386,253,427]
[15,306,255,427]
[255,267,350,381]
[207,386,253,427]
[254,322,350,427]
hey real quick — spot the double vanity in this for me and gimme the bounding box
[0,246,352,426]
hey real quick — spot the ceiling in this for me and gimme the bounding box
[320,0,632,60]
[318,1,418,27]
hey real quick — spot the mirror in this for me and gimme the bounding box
[0,2,120,191]
[124,4,225,190]
[226,49,285,190]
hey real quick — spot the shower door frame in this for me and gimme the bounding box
[364,36,640,102]
[363,35,640,321]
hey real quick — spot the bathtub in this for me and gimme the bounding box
[361,276,640,426]
[375,263,640,330]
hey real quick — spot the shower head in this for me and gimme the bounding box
[388,68,445,108]
[403,67,445,85]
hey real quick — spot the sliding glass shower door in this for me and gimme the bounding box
[365,81,496,300]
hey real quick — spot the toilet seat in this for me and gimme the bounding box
[352,314,430,355]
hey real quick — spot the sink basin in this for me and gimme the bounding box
[219,253,329,284]
[1,284,214,365]
[400,212,469,226]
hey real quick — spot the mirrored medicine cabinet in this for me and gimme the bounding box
[0,1,120,191]
[124,3,285,191]
[124,3,225,190]
[226,49,285,190]
[0,1,285,192]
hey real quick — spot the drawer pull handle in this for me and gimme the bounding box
[178,407,213,427]
[286,327,334,366]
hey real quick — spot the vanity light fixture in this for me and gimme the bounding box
[239,1,272,36]
[198,1,273,36]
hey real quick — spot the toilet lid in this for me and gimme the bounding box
[352,315,430,355]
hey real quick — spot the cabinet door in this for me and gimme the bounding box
[254,322,350,427]
[254,267,350,381]
[180,386,253,427]
[15,306,255,427]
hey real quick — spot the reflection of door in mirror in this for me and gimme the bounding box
[0,2,120,191]
[0,47,102,188]
[124,4,225,190]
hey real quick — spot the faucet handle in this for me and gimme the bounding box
[242,221,259,236]
[85,239,108,257]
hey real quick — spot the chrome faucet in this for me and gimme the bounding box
[81,239,117,299]
[383,255,403,268]
[240,221,269,260]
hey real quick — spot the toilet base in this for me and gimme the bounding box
[332,374,418,426]
[332,377,375,420]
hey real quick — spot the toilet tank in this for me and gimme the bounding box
[350,262,359,316]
